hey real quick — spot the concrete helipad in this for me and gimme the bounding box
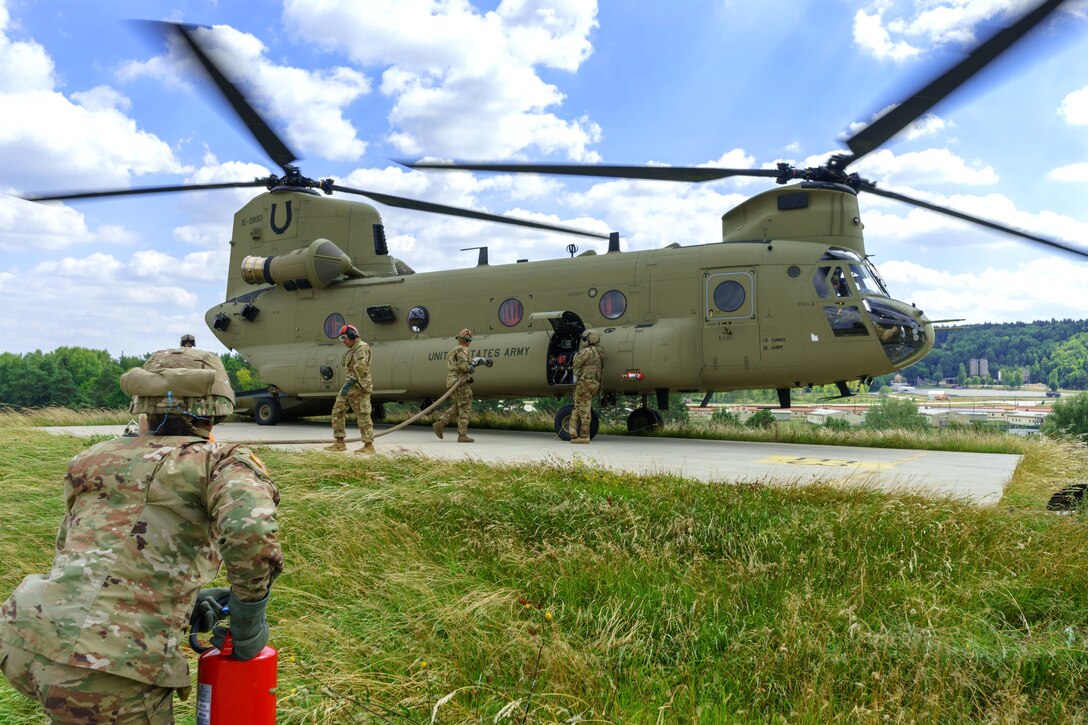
[45,420,1018,505]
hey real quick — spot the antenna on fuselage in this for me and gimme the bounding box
[461,246,489,266]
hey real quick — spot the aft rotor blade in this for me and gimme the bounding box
[24,180,268,202]
[329,184,610,240]
[845,0,1068,164]
[403,161,781,183]
[866,185,1088,259]
[142,21,298,174]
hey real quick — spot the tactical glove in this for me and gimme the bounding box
[211,591,270,661]
[189,587,231,633]
[339,378,356,397]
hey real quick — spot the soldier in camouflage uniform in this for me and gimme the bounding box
[433,328,477,443]
[325,323,375,454]
[0,347,283,724]
[569,329,605,444]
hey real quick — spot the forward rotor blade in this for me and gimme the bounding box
[142,21,298,174]
[403,161,781,183]
[329,184,609,240]
[24,180,268,202]
[845,0,1068,163]
[865,185,1088,259]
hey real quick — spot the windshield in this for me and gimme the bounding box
[848,263,885,296]
[820,248,888,297]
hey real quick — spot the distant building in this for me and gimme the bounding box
[1007,411,1048,436]
[969,358,990,378]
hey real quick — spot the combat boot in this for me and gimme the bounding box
[324,438,347,452]
[356,442,376,455]
[571,437,590,445]
[457,434,475,443]
[433,421,444,439]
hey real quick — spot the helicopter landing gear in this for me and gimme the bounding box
[372,402,386,423]
[253,397,282,426]
[555,404,599,441]
[626,407,662,434]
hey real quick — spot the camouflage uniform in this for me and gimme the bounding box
[437,345,474,436]
[0,351,282,725]
[570,341,604,441]
[330,340,373,443]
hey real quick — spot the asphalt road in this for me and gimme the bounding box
[46,421,1018,505]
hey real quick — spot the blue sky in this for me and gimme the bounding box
[1,0,1086,356]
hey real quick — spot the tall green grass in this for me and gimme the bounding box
[2,420,1088,723]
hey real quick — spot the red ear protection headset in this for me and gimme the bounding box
[338,324,359,340]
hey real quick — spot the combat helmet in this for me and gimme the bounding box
[582,329,601,345]
[456,328,473,342]
[121,347,235,419]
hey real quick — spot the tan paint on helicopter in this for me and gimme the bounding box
[205,184,933,409]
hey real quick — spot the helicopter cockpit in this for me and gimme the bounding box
[813,247,926,365]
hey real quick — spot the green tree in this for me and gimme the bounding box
[220,352,263,390]
[824,416,852,431]
[745,409,776,429]
[956,364,967,387]
[1041,392,1088,441]
[661,393,690,424]
[711,408,740,426]
[863,397,929,432]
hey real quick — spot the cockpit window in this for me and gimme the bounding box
[815,266,851,298]
[830,267,851,297]
[813,266,833,298]
[862,260,890,296]
[823,305,868,337]
[848,264,881,295]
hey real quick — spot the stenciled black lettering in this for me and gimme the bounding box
[270,201,293,234]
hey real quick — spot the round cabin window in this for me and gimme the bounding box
[407,306,430,333]
[324,313,346,338]
[713,280,745,313]
[498,298,523,327]
[599,290,627,320]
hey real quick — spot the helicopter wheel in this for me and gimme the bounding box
[372,401,386,423]
[627,407,660,434]
[253,397,282,426]
[554,405,600,441]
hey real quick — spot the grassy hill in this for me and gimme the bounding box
[2,415,1088,723]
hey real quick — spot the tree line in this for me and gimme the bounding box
[0,348,261,410]
[902,319,1088,389]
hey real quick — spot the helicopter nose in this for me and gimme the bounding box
[863,298,932,368]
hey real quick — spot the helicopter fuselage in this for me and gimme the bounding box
[205,186,933,409]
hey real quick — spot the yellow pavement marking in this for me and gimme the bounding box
[756,455,901,471]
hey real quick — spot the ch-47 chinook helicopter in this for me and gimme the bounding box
[25,3,1087,438]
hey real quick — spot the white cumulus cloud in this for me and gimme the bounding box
[284,0,602,161]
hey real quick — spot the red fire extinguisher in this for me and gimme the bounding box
[191,629,278,724]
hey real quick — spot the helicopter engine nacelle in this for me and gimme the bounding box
[240,238,361,290]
